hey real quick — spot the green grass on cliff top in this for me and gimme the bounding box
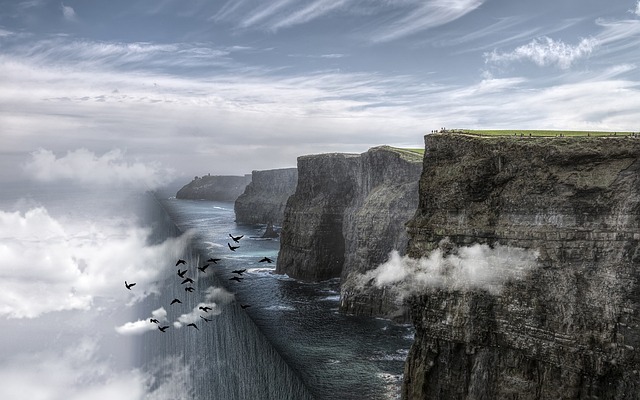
[450,129,636,137]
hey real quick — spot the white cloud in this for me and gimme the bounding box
[357,240,539,302]
[61,3,77,21]
[0,207,192,318]
[270,0,348,31]
[23,148,175,189]
[370,0,485,43]
[634,1,640,16]
[115,307,168,335]
[0,339,146,400]
[485,36,598,69]
[175,302,222,327]
[204,286,235,304]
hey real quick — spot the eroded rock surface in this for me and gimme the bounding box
[402,134,640,399]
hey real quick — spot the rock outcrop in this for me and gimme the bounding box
[402,134,640,399]
[176,174,251,202]
[276,146,423,318]
[234,168,298,225]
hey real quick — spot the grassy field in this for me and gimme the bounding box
[449,129,637,137]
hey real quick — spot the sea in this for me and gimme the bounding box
[0,182,414,399]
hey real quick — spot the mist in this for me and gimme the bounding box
[357,239,540,302]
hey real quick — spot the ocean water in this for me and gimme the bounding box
[156,196,415,400]
[0,183,413,399]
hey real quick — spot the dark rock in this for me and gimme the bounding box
[176,174,251,202]
[276,146,422,319]
[234,168,298,225]
[402,134,640,399]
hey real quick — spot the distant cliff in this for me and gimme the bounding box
[276,146,422,318]
[176,174,251,202]
[234,168,298,225]
[402,134,640,399]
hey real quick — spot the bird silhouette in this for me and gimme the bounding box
[200,316,212,322]
[185,286,195,292]
[229,234,244,243]
[198,264,209,273]
[150,318,159,324]
[125,281,136,290]
[177,269,188,278]
[170,298,182,305]
[232,269,246,275]
[241,304,251,309]
[228,243,239,251]
[229,276,243,282]
[187,323,199,330]
[259,257,273,263]
[206,258,221,264]
[199,306,212,312]
[158,326,169,332]
[181,277,194,285]
[176,259,186,266]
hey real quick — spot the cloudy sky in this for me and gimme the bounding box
[1,0,640,182]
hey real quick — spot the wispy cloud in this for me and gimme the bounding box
[633,1,640,16]
[23,148,175,189]
[239,0,297,28]
[61,3,77,21]
[485,36,598,69]
[270,0,348,30]
[370,0,485,43]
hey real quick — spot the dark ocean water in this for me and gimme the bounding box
[152,196,415,400]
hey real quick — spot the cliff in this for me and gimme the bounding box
[402,134,640,399]
[276,146,422,317]
[234,168,298,225]
[176,174,251,202]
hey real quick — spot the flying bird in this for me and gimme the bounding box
[259,257,273,263]
[176,259,186,266]
[181,277,194,285]
[229,234,244,243]
[158,326,170,332]
[177,269,187,278]
[150,318,159,324]
[199,306,212,312]
[200,316,212,322]
[206,258,221,263]
[228,243,239,251]
[198,264,209,273]
[170,298,182,305]
[185,286,195,292]
[229,276,243,282]
[231,269,246,275]
[125,281,136,290]
[241,304,251,309]
[187,323,199,330]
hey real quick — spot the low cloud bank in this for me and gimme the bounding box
[23,148,175,189]
[0,206,191,318]
[358,240,539,300]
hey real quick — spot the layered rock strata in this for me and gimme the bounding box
[176,174,251,202]
[402,134,640,399]
[234,168,298,225]
[276,146,422,318]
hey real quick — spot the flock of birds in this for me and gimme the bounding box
[125,233,274,333]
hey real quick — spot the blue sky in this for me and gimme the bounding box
[1,0,640,181]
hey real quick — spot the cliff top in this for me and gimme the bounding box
[433,129,638,137]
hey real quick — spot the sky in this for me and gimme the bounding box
[1,0,640,183]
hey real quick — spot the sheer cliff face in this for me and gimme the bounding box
[234,168,298,225]
[276,147,422,299]
[403,134,640,399]
[176,175,251,202]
